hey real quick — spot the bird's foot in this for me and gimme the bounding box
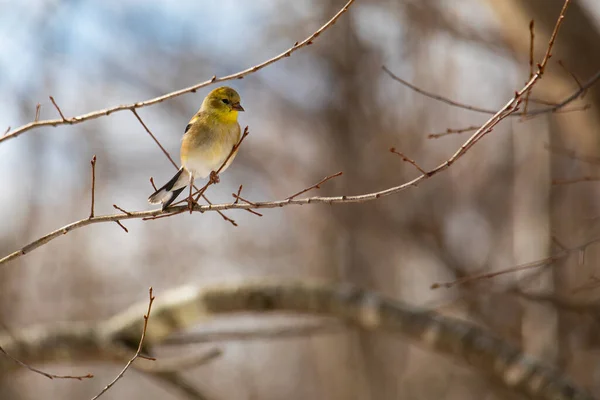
[209,171,220,185]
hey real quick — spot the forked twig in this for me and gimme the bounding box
[90,288,155,400]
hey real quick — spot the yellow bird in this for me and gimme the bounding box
[148,86,244,210]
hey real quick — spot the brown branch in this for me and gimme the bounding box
[34,104,41,122]
[114,221,129,233]
[132,109,177,168]
[558,60,584,93]
[90,287,155,400]
[0,71,551,266]
[134,348,221,373]
[383,67,599,120]
[552,176,600,185]
[431,236,600,289]
[49,96,67,121]
[523,19,535,115]
[0,2,574,268]
[113,204,132,215]
[537,0,570,73]
[389,148,428,175]
[233,185,243,204]
[285,171,343,200]
[545,143,600,164]
[428,125,479,139]
[149,177,157,191]
[1,0,355,145]
[0,345,93,381]
[201,195,238,226]
[89,155,97,218]
[231,193,263,217]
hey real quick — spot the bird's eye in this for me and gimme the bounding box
[221,99,230,105]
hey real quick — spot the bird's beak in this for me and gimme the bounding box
[232,103,244,112]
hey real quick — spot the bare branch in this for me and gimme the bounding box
[389,148,428,175]
[114,221,129,233]
[89,155,97,219]
[0,345,93,381]
[523,19,535,115]
[552,176,600,185]
[34,103,41,122]
[90,287,155,400]
[49,96,67,122]
[285,171,343,200]
[1,0,356,145]
[431,236,600,289]
[428,125,479,139]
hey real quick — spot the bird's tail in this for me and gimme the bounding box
[148,167,189,210]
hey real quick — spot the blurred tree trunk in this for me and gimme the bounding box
[485,0,600,389]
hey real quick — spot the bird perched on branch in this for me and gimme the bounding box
[148,86,244,210]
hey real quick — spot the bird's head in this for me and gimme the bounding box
[201,86,244,121]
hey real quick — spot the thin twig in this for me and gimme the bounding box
[231,194,263,216]
[114,221,129,233]
[558,60,584,93]
[382,66,599,119]
[150,177,158,191]
[3,127,9,136]
[89,155,97,218]
[231,194,258,207]
[142,209,186,221]
[233,185,243,205]
[1,0,356,145]
[49,96,67,121]
[552,176,600,185]
[286,171,343,200]
[523,19,535,115]
[202,195,238,226]
[132,109,177,167]
[545,143,600,164]
[428,125,479,139]
[431,236,600,289]
[90,287,155,400]
[113,204,132,215]
[0,345,93,380]
[389,148,428,175]
[34,104,41,122]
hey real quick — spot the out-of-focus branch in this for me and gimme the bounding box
[431,236,600,289]
[1,280,592,400]
[0,0,355,145]
[382,67,600,119]
[163,321,347,345]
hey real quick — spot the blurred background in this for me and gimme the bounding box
[2,0,600,398]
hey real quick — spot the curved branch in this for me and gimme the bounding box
[1,280,593,400]
[0,0,355,145]
[0,83,528,267]
[383,66,600,118]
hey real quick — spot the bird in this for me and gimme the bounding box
[148,86,244,210]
